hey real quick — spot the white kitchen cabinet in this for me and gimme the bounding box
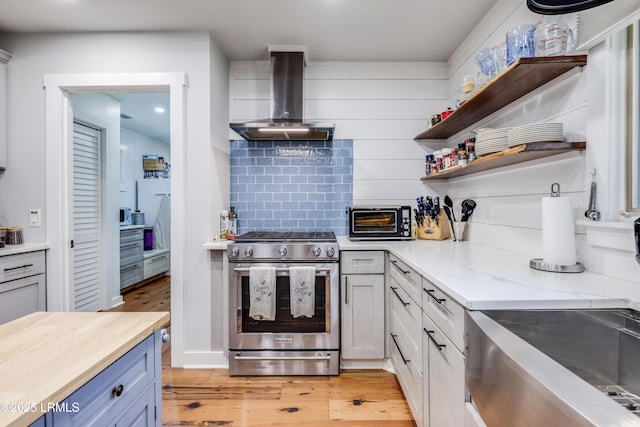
[0,250,46,325]
[388,252,423,427]
[421,275,466,427]
[143,249,170,280]
[0,49,10,170]
[340,251,385,359]
[464,402,487,427]
[422,310,465,427]
[120,227,144,290]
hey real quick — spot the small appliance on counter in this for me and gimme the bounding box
[119,207,132,226]
[348,205,412,241]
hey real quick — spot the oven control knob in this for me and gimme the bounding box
[326,247,336,257]
[279,247,288,257]
[312,247,322,257]
[231,247,240,257]
[244,248,254,257]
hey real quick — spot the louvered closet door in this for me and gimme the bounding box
[72,122,102,311]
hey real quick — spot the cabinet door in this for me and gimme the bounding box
[341,274,385,359]
[114,385,156,427]
[0,51,9,170]
[423,312,465,427]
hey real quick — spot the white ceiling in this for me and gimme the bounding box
[0,0,500,142]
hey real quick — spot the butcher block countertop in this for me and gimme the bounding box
[0,311,170,427]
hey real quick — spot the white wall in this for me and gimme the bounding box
[229,0,640,286]
[120,128,171,209]
[0,31,231,367]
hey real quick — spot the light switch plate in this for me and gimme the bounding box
[29,209,41,227]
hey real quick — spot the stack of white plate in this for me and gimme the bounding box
[508,123,564,147]
[476,128,510,157]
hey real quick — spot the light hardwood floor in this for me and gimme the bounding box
[110,277,416,426]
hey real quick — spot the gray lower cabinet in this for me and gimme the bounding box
[0,250,46,325]
[340,251,385,360]
[421,275,466,427]
[143,249,170,280]
[42,329,163,427]
[120,227,144,290]
[388,253,423,427]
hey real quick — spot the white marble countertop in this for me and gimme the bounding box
[203,236,640,311]
[0,243,49,256]
[338,237,640,311]
[202,240,230,250]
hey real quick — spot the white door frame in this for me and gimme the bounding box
[44,73,187,362]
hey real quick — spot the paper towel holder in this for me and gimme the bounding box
[530,183,585,273]
[529,258,584,273]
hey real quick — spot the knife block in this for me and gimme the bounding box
[417,209,452,240]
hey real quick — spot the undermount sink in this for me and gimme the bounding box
[466,309,640,427]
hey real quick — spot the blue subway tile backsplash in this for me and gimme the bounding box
[230,139,353,236]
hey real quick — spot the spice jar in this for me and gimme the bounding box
[441,148,452,169]
[457,142,468,166]
[434,150,444,171]
[431,114,442,127]
[466,138,476,161]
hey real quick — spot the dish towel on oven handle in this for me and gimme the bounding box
[290,266,316,318]
[249,266,276,321]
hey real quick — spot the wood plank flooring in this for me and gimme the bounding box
[110,277,416,426]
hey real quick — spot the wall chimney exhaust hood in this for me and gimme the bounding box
[230,49,335,141]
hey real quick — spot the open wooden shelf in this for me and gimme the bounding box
[420,141,586,180]
[414,56,588,140]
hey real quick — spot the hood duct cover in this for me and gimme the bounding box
[230,51,335,141]
[527,0,614,14]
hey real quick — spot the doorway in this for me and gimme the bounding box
[43,72,187,366]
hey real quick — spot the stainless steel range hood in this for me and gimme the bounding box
[230,50,335,141]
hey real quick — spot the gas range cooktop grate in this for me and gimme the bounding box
[234,231,337,243]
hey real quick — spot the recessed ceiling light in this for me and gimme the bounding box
[154,106,165,113]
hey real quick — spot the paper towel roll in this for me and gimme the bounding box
[542,196,576,266]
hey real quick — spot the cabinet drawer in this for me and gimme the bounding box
[422,278,465,353]
[120,261,144,289]
[0,251,45,283]
[143,252,169,280]
[120,228,144,245]
[390,282,421,366]
[120,241,144,265]
[53,334,155,426]
[390,332,423,427]
[0,274,45,324]
[341,251,385,274]
[388,253,421,305]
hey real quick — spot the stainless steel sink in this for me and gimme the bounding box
[466,309,640,426]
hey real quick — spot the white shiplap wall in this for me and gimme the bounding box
[229,0,640,284]
[229,60,449,206]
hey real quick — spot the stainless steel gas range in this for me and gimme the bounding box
[227,231,340,376]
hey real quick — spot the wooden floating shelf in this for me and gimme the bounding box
[420,142,586,180]
[414,55,588,140]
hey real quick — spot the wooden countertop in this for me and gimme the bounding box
[0,311,170,427]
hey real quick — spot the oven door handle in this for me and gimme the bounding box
[234,354,332,361]
[232,267,332,274]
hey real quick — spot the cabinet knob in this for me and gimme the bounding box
[111,384,124,398]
